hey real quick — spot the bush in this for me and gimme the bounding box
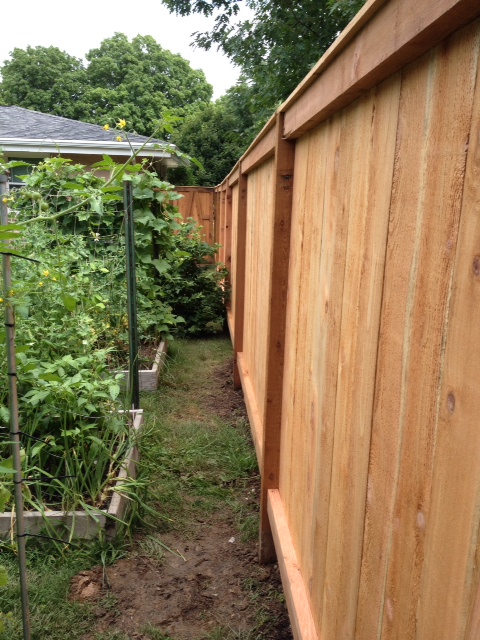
[160,219,229,335]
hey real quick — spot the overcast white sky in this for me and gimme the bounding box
[0,0,252,100]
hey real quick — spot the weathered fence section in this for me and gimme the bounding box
[174,186,215,244]
[206,0,480,637]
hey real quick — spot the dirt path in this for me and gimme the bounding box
[71,340,293,640]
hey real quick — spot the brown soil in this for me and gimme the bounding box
[71,357,293,640]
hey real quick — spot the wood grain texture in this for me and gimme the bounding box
[259,114,295,562]
[237,351,263,464]
[243,159,275,421]
[233,172,247,389]
[320,75,400,640]
[283,0,480,138]
[230,183,239,330]
[356,22,480,640]
[268,490,319,640]
[175,187,215,244]
[278,106,347,633]
[416,26,480,640]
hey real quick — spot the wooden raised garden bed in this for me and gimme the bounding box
[0,410,144,541]
[120,339,168,392]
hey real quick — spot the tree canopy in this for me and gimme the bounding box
[0,34,213,136]
[169,82,258,186]
[161,0,367,116]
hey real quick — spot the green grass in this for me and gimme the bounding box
[0,337,264,640]
[137,338,258,535]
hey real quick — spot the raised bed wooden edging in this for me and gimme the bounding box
[0,409,144,540]
[120,339,168,392]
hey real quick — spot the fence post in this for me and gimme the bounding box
[259,112,295,563]
[233,168,248,390]
[224,185,233,286]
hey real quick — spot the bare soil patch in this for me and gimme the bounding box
[71,347,293,640]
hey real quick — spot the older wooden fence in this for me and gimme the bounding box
[209,0,480,637]
[174,186,215,244]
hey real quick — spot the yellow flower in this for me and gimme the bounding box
[0,298,3,303]
[52,277,57,282]
[116,136,123,142]
[103,124,110,131]
[2,197,8,204]
[117,119,127,129]
[38,282,44,287]
[42,270,50,277]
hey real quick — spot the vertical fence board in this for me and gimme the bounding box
[279,109,346,635]
[416,29,480,640]
[243,159,275,422]
[356,23,480,640]
[229,183,239,331]
[320,75,401,640]
[175,187,215,243]
[233,173,247,389]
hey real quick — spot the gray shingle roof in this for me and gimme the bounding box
[0,106,160,144]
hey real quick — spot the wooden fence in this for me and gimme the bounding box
[174,186,215,245]
[207,0,480,637]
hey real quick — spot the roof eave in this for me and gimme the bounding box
[0,138,181,166]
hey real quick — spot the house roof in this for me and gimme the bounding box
[0,106,181,165]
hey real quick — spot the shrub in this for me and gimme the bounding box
[159,219,229,335]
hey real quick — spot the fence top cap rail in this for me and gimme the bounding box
[278,0,386,114]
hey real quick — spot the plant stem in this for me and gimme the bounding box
[0,174,32,640]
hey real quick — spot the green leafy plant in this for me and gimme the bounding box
[159,219,229,335]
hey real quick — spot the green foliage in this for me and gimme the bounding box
[0,154,182,518]
[0,46,88,120]
[169,83,258,186]
[162,0,368,120]
[158,220,228,335]
[0,124,228,524]
[0,34,213,136]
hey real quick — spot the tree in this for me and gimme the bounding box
[82,34,213,134]
[0,46,89,120]
[0,35,213,136]
[161,0,367,115]
[168,82,258,186]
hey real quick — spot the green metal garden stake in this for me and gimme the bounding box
[123,180,140,409]
[0,175,31,640]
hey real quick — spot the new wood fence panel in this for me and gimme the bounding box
[416,24,480,640]
[320,75,401,640]
[177,3,480,637]
[243,158,275,435]
[355,21,480,640]
[217,188,227,265]
[279,109,347,635]
[229,183,239,336]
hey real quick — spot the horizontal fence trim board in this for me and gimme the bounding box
[268,489,319,640]
[228,167,240,187]
[237,351,264,465]
[283,0,480,138]
[237,113,277,170]
[279,0,388,114]
[241,125,277,175]
[175,186,215,193]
